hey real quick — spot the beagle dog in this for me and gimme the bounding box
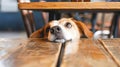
[30,18,93,43]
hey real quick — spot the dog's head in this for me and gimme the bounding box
[30,18,93,42]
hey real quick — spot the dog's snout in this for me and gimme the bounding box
[50,26,61,34]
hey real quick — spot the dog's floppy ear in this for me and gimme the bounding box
[72,19,93,38]
[30,23,50,38]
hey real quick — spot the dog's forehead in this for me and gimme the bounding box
[49,18,74,27]
[59,18,72,23]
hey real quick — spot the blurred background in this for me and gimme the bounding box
[0,0,26,38]
[0,0,45,38]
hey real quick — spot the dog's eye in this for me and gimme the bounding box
[65,22,72,28]
[46,27,50,33]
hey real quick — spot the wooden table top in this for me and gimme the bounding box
[18,2,120,12]
[0,38,120,67]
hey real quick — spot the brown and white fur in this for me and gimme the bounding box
[30,18,93,55]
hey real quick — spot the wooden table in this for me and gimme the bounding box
[0,38,120,67]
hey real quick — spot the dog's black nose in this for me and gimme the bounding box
[50,26,61,34]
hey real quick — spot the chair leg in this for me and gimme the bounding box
[49,12,54,21]
[54,12,61,20]
[114,13,120,38]
[118,17,120,37]
[20,10,36,37]
[91,13,97,33]
[109,12,119,38]
[49,11,61,21]
[28,11,36,32]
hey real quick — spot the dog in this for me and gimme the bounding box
[30,18,93,42]
[30,18,93,55]
[30,18,93,43]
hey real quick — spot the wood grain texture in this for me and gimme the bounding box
[1,38,120,67]
[0,38,27,59]
[1,38,61,67]
[18,2,120,12]
[61,39,117,67]
[100,38,120,66]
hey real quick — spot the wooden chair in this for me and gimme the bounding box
[18,1,120,38]
[18,0,36,37]
[18,0,91,37]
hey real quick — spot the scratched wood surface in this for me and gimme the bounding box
[18,2,120,12]
[0,38,27,59]
[0,38,60,67]
[100,39,120,66]
[0,38,120,67]
[61,39,118,67]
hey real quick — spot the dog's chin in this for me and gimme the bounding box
[53,38,72,43]
[54,39,66,43]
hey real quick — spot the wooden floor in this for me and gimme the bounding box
[0,38,120,67]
